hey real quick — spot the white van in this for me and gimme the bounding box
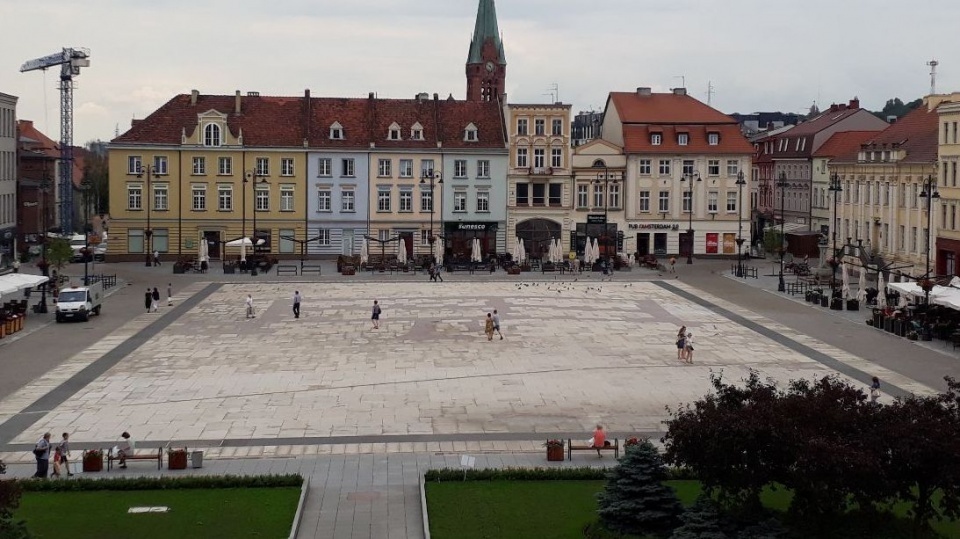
[55,281,103,322]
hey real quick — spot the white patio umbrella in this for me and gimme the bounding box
[593,237,601,262]
[856,267,867,302]
[519,239,526,264]
[434,237,444,266]
[547,239,555,263]
[397,239,407,264]
[583,237,592,264]
[360,237,369,265]
[239,242,246,262]
[841,262,851,299]
[554,238,563,263]
[511,236,519,262]
[877,271,887,308]
[473,238,483,262]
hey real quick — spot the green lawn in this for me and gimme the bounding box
[15,487,301,539]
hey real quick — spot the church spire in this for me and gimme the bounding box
[467,0,506,65]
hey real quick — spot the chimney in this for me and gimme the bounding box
[369,92,375,99]
[672,87,687,96]
[190,89,199,106]
[637,87,652,96]
[433,93,439,100]
[416,92,429,103]
[887,115,898,124]
[849,97,860,109]
[302,89,311,146]
[828,103,839,112]
[235,90,241,115]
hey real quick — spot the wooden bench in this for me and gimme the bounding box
[276,265,298,276]
[567,438,619,460]
[107,447,162,470]
[300,265,322,275]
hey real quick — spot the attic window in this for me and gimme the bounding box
[329,122,344,140]
[708,133,720,146]
[678,133,689,146]
[464,123,479,142]
[411,123,424,140]
[203,123,222,147]
[651,133,662,146]
[388,122,401,141]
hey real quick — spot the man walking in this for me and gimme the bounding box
[153,249,161,266]
[245,294,255,319]
[292,290,302,319]
[33,432,51,478]
[58,432,74,476]
[151,287,161,312]
[492,309,504,340]
[371,300,381,329]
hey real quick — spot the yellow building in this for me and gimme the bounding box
[936,96,960,276]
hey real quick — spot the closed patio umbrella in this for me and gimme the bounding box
[360,238,368,265]
[593,237,601,262]
[856,266,867,302]
[877,271,887,308]
[841,262,851,299]
[397,239,407,264]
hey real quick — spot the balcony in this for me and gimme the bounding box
[528,167,553,176]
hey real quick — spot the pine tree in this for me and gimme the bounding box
[596,440,683,536]
[669,497,728,539]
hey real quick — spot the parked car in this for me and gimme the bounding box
[69,234,88,262]
[93,242,107,262]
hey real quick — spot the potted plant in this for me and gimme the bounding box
[624,436,641,448]
[907,331,919,341]
[82,449,104,472]
[544,439,564,462]
[167,448,188,470]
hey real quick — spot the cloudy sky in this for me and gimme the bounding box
[2,0,958,144]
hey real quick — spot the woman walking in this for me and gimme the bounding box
[58,432,73,477]
[870,376,881,404]
[144,288,152,313]
[484,313,495,341]
[676,326,687,361]
[151,287,161,312]
[371,300,382,329]
[684,332,695,364]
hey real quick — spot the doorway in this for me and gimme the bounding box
[342,229,355,256]
[636,233,650,256]
[679,232,693,258]
[203,231,221,259]
[399,232,414,260]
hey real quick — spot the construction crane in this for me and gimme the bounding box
[20,48,91,234]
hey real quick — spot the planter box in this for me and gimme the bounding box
[82,455,103,472]
[167,451,188,470]
[341,266,356,276]
[830,298,844,310]
[172,265,185,274]
[846,299,859,311]
[820,295,829,307]
[223,266,236,274]
[507,267,521,275]
[546,445,564,462]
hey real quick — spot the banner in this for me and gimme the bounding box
[722,233,736,254]
[705,233,719,254]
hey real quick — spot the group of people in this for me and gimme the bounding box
[33,431,134,478]
[144,284,173,313]
[676,325,695,363]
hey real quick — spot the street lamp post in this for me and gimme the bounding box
[592,164,619,264]
[735,171,747,277]
[919,173,940,305]
[777,172,787,292]
[80,179,91,285]
[681,171,702,264]
[136,166,155,266]
[245,171,268,274]
[419,170,443,257]
[828,173,843,299]
[37,174,52,314]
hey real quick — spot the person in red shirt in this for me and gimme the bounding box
[591,424,608,457]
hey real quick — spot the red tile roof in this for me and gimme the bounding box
[833,105,940,164]
[813,131,878,158]
[608,91,733,125]
[18,120,86,187]
[623,124,753,154]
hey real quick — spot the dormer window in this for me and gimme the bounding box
[678,133,689,146]
[411,123,424,140]
[203,123,222,147]
[329,121,344,140]
[388,122,401,141]
[708,133,720,146]
[651,133,662,145]
[464,123,479,142]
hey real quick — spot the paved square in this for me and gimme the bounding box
[6,281,904,445]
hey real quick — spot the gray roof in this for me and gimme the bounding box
[466,0,506,65]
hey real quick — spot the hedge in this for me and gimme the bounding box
[423,467,696,482]
[15,474,303,492]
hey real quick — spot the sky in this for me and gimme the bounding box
[2,0,959,145]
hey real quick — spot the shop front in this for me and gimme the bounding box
[572,214,620,258]
[444,221,499,262]
[629,223,741,258]
[514,218,562,260]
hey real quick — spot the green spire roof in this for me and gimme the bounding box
[467,0,506,65]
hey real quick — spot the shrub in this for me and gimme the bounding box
[0,462,30,539]
[596,440,682,536]
[669,497,728,539]
[16,474,302,492]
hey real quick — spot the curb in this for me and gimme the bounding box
[419,461,431,539]
[290,475,310,539]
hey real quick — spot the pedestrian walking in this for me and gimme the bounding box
[153,249,161,266]
[676,326,687,361]
[484,313,494,341]
[58,432,73,476]
[292,290,302,319]
[12,258,19,273]
[669,256,677,273]
[144,288,152,313]
[151,287,160,312]
[870,376,881,404]
[684,332,695,364]
[371,300,381,329]
[492,309,503,340]
[167,283,173,306]
[245,294,255,319]
[33,432,51,478]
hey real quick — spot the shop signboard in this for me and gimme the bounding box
[705,233,719,254]
[722,233,736,254]
[586,214,607,224]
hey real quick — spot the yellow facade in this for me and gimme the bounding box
[936,99,960,275]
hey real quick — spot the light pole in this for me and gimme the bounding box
[136,166,155,266]
[828,173,843,298]
[37,173,52,314]
[245,171,268,273]
[592,162,619,264]
[681,171,702,264]
[735,171,747,277]
[777,172,787,292]
[919,173,940,305]
[419,169,443,257]
[80,179,91,285]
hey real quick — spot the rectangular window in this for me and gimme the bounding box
[708,160,720,176]
[454,160,468,178]
[593,184,604,207]
[708,133,719,145]
[378,230,389,242]
[535,119,545,135]
[517,118,528,135]
[341,158,355,177]
[128,156,142,174]
[707,191,718,213]
[279,229,295,254]
[659,159,671,175]
[281,158,294,176]
[639,190,650,212]
[577,184,588,208]
[318,158,331,176]
[682,160,695,175]
[608,183,620,208]
[317,229,331,246]
[192,185,206,211]
[153,229,169,253]
[378,159,391,177]
[551,148,562,168]
[726,160,739,176]
[377,188,391,212]
[218,157,232,175]
[533,184,546,205]
[517,148,528,168]
[280,185,294,211]
[399,189,413,212]
[341,189,355,212]
[658,191,670,213]
[678,133,689,146]
[153,156,168,175]
[421,159,435,177]
[255,186,269,211]
[549,184,562,206]
[192,157,206,175]
[127,184,142,210]
[911,226,918,252]
[726,191,737,212]
[218,185,233,211]
[477,160,490,178]
[399,159,413,178]
[420,188,433,212]
[516,183,529,205]
[552,118,563,136]
[255,157,269,176]
[317,189,331,212]
[639,159,651,175]
[534,149,545,169]
[652,133,662,145]
[153,184,168,210]
[454,191,467,212]
[128,229,144,253]
[477,191,490,212]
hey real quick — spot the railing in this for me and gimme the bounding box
[86,274,118,289]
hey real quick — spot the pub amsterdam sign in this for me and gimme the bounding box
[627,223,680,231]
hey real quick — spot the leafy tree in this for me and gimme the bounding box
[669,497,728,539]
[762,229,784,256]
[872,97,922,121]
[45,238,73,276]
[597,440,682,536]
[80,143,109,217]
[0,462,31,539]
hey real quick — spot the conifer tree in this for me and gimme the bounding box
[597,440,682,536]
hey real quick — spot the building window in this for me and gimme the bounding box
[593,184,604,207]
[658,191,670,213]
[377,188,391,212]
[708,160,720,176]
[153,156,168,175]
[218,157,232,175]
[378,230,390,242]
[639,190,650,212]
[128,156,142,174]
[477,191,490,212]
[127,184,142,210]
[330,125,343,140]
[651,133,662,145]
[421,159,435,177]
[128,229,144,253]
[639,159,651,175]
[682,160,695,175]
[683,192,692,213]
[477,160,490,178]
[153,184,168,211]
[255,186,269,211]
[341,158,355,177]
[552,118,563,136]
[454,160,468,178]
[517,148,528,168]
[280,185,294,211]
[464,127,478,141]
[318,158,331,176]
[317,229,331,246]
[726,191,737,212]
[218,185,233,211]
[153,229,169,252]
[192,157,206,175]
[203,124,221,147]
[378,159,392,177]
[726,160,739,176]
[708,133,719,145]
[279,229,295,253]
[516,183,529,205]
[389,127,401,140]
[549,184,562,206]
[317,189,331,212]
[341,189,355,212]
[678,133,689,146]
[609,183,620,208]
[659,159,671,175]
[707,191,718,213]
[577,184,588,208]
[517,118,528,135]
[399,189,413,212]
[192,185,206,211]
[535,119,545,135]
[281,158,294,176]
[421,188,433,212]
[454,191,467,212]
[551,148,562,168]
[411,126,423,140]
[399,159,413,178]
[420,230,431,245]
[255,157,269,176]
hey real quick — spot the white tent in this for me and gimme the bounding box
[856,267,867,302]
[841,262,851,299]
[397,239,407,264]
[360,237,369,265]
[877,271,887,308]
[0,273,49,300]
[225,237,263,247]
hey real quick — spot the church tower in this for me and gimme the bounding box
[466,0,507,102]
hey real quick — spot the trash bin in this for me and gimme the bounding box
[191,450,203,469]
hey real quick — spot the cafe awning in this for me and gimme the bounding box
[0,273,49,299]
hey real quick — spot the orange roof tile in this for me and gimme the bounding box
[622,124,753,154]
[608,91,734,125]
[813,131,878,158]
[833,105,940,164]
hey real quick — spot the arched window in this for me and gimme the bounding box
[592,159,606,168]
[204,123,221,147]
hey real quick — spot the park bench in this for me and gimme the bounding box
[276,265,298,276]
[567,438,619,460]
[107,447,163,470]
[300,265,322,275]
